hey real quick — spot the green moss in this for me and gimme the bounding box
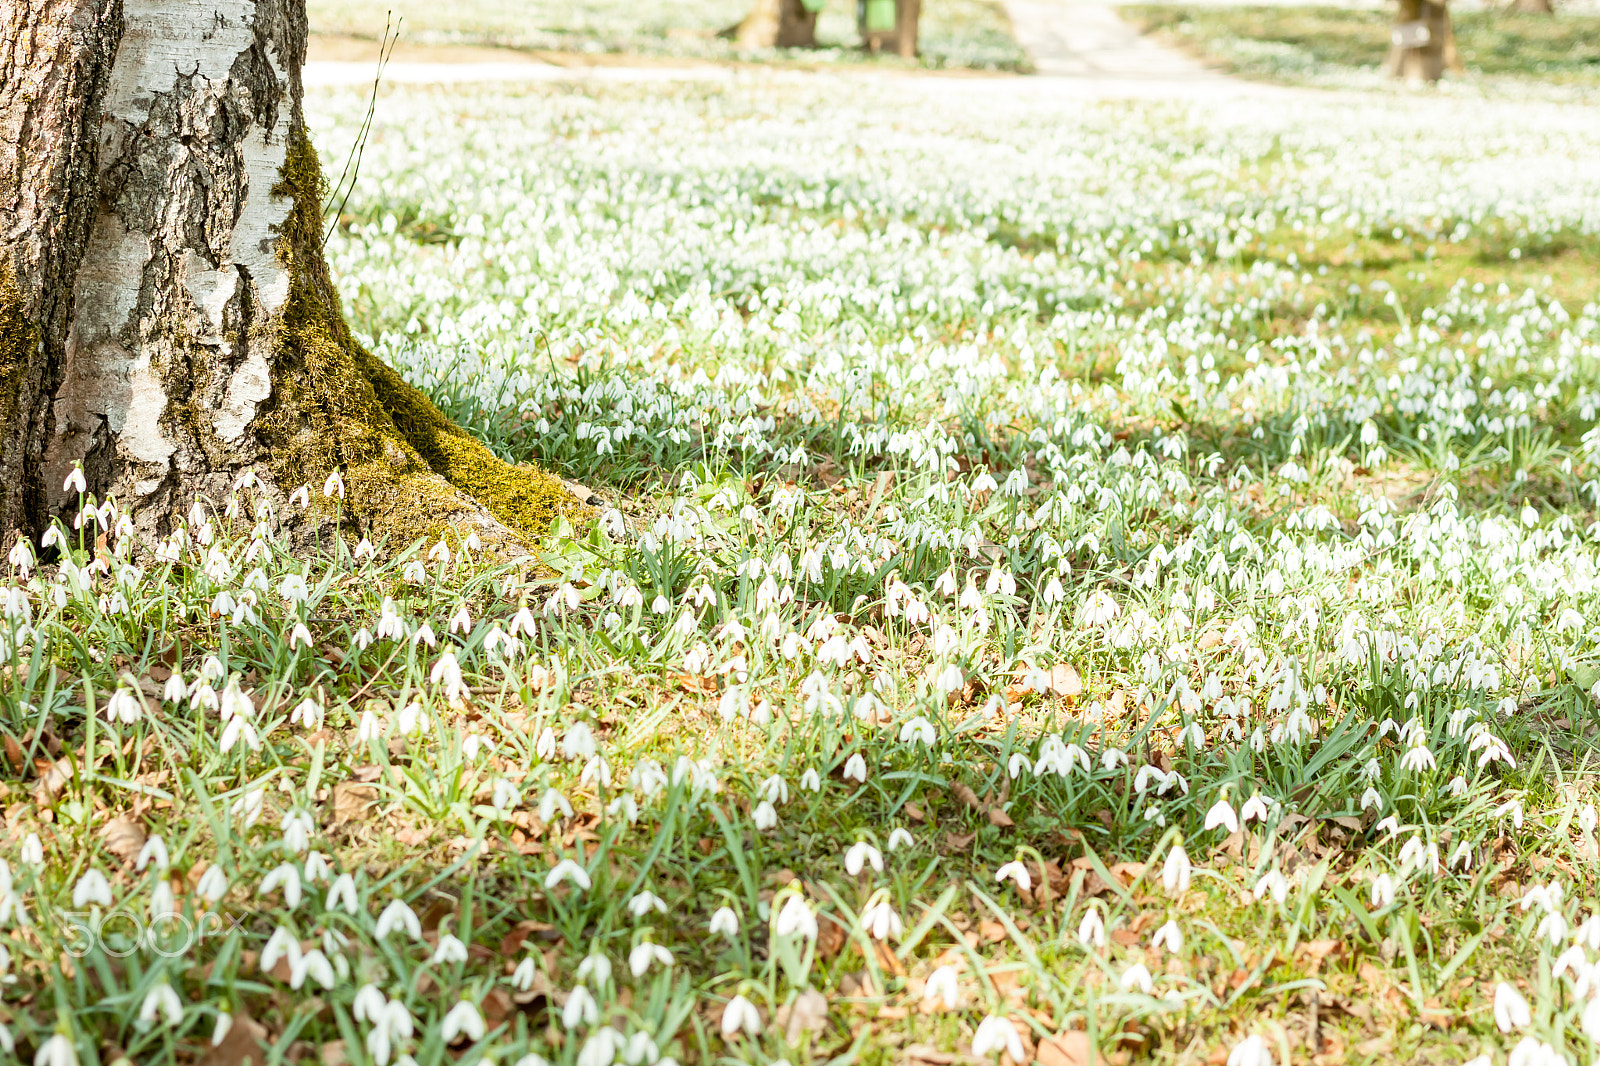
[0,264,39,525]
[257,129,579,551]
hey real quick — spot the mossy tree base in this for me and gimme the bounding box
[261,132,579,555]
[0,0,580,556]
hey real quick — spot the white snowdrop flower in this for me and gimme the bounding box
[135,835,169,873]
[1369,873,1396,908]
[1582,995,1600,1041]
[212,1013,232,1047]
[431,934,469,965]
[898,716,935,745]
[352,984,387,1023]
[322,470,345,499]
[563,721,597,761]
[489,778,521,813]
[576,954,612,987]
[535,727,557,760]
[623,1032,657,1066]
[1077,907,1106,948]
[353,538,374,560]
[260,926,301,973]
[511,956,539,992]
[775,895,817,939]
[862,899,903,941]
[19,834,41,866]
[546,859,592,891]
[290,697,321,729]
[441,1001,485,1043]
[1253,870,1289,905]
[1162,844,1191,895]
[995,861,1031,892]
[752,800,778,830]
[1494,982,1532,1032]
[1239,796,1270,824]
[105,687,142,725]
[259,863,302,909]
[720,995,762,1039]
[35,1034,78,1066]
[539,788,573,823]
[375,899,422,940]
[629,941,673,977]
[1151,920,1182,954]
[1119,962,1154,994]
[220,713,261,753]
[844,842,883,876]
[1226,1035,1276,1066]
[923,964,963,1009]
[138,981,183,1026]
[1507,1037,1563,1066]
[841,753,868,783]
[1204,799,1238,834]
[971,1015,1024,1061]
[628,891,667,918]
[709,907,740,938]
[73,869,112,908]
[195,865,229,903]
[289,949,335,990]
[887,827,915,851]
[63,467,86,495]
[578,1029,626,1066]
[326,873,359,915]
[800,768,822,791]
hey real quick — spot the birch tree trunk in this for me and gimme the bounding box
[0,0,572,554]
[1385,0,1464,82]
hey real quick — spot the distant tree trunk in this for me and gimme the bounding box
[0,0,573,553]
[1510,0,1553,12]
[726,0,818,48]
[861,0,920,58]
[1385,0,1464,82]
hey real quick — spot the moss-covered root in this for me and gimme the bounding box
[0,263,40,535]
[256,127,583,555]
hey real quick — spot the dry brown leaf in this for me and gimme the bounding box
[1036,1032,1094,1066]
[774,988,829,1043]
[987,806,1015,828]
[1295,939,1341,974]
[943,831,976,852]
[100,815,147,866]
[905,1046,958,1065]
[1049,664,1082,697]
[3,734,22,772]
[817,913,849,960]
[33,757,74,804]
[330,782,378,826]
[951,783,983,809]
[196,1010,269,1066]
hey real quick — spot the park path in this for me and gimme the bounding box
[1001,0,1222,82]
[302,3,1289,101]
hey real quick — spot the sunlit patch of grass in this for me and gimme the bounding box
[1124,4,1600,89]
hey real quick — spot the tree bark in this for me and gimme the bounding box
[0,0,572,554]
[724,0,818,49]
[1385,0,1463,82]
[860,0,920,59]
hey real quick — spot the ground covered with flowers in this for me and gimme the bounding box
[4,64,1600,1066]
